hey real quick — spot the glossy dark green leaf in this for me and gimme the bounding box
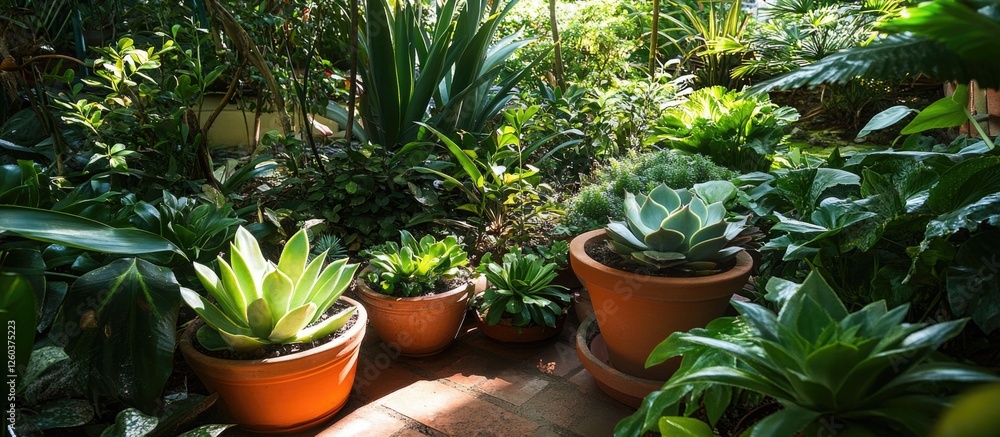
[947,231,1000,333]
[27,399,94,430]
[901,90,970,134]
[0,206,184,257]
[62,258,181,413]
[0,272,36,382]
[857,105,918,138]
[749,405,821,437]
[100,408,158,437]
[658,416,715,437]
[926,156,1000,215]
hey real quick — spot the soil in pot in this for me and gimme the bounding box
[356,271,473,357]
[178,297,368,434]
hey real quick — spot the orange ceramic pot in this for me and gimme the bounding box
[355,269,473,357]
[474,310,566,346]
[178,297,367,433]
[569,229,752,380]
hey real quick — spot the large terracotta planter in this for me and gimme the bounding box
[576,315,663,408]
[474,310,566,346]
[178,296,367,433]
[355,270,473,357]
[569,229,753,380]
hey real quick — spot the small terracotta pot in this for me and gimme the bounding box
[575,315,664,408]
[355,269,473,357]
[569,229,753,380]
[178,297,367,433]
[474,310,566,346]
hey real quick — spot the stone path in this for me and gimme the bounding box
[224,311,634,436]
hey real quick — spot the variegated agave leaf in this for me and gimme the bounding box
[181,227,359,352]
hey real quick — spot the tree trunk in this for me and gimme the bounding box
[649,0,661,78]
[549,0,565,91]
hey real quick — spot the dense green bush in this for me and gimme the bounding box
[562,149,736,231]
[501,0,647,86]
[646,86,799,173]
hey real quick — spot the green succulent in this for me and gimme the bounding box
[180,227,359,352]
[626,271,1000,436]
[605,182,746,273]
[364,231,469,297]
[476,249,571,328]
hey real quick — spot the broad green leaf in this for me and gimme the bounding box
[857,105,918,138]
[0,272,35,381]
[276,229,309,283]
[246,298,273,340]
[0,206,183,257]
[176,424,234,437]
[150,392,228,436]
[61,258,180,413]
[292,306,356,342]
[692,181,738,205]
[262,269,294,324]
[672,366,788,400]
[100,408,158,437]
[927,156,1000,214]
[20,346,67,392]
[947,231,1000,333]
[179,287,249,334]
[901,88,970,134]
[28,399,94,430]
[657,416,715,437]
[879,0,1000,61]
[270,303,317,343]
[749,405,822,437]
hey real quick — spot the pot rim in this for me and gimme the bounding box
[356,267,474,303]
[569,228,753,286]
[178,295,367,367]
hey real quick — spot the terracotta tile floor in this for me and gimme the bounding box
[222,311,635,436]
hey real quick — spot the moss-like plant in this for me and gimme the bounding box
[563,149,736,231]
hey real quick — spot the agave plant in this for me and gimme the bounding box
[624,271,1000,436]
[363,231,469,297]
[180,227,359,352]
[605,182,746,273]
[475,248,570,328]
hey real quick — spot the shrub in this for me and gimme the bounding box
[562,150,736,231]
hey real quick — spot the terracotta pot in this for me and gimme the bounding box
[569,229,753,380]
[575,315,664,408]
[355,269,473,357]
[178,296,367,433]
[474,310,565,346]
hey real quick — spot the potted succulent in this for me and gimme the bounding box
[570,182,753,401]
[474,248,572,344]
[356,230,473,356]
[178,227,365,433]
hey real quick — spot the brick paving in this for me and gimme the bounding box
[222,310,635,436]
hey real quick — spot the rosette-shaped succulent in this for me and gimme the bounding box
[605,183,746,273]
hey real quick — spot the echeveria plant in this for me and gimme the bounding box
[606,182,747,274]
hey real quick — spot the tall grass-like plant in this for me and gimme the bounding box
[657,0,750,89]
[333,0,544,151]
